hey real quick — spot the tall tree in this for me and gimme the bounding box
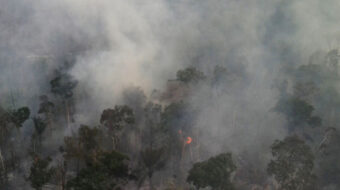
[9,106,30,128]
[100,105,134,150]
[140,147,166,189]
[31,117,47,153]
[66,150,132,190]
[267,136,317,190]
[28,155,55,190]
[317,128,340,188]
[0,106,30,185]
[176,67,206,84]
[50,68,78,126]
[63,125,101,171]
[187,153,236,190]
[37,95,55,130]
[133,103,167,189]
[275,97,321,133]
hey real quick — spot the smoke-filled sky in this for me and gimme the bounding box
[1,0,340,167]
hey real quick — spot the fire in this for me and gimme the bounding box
[186,136,192,144]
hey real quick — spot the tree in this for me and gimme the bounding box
[176,67,206,84]
[132,103,168,189]
[100,105,134,149]
[137,147,166,189]
[143,103,164,146]
[187,153,236,190]
[275,97,321,132]
[37,95,55,130]
[161,101,196,179]
[31,117,47,153]
[122,86,147,122]
[267,136,317,190]
[317,128,340,188]
[55,159,67,190]
[63,125,101,170]
[66,150,132,190]
[28,155,55,190]
[293,82,318,100]
[161,101,195,134]
[50,69,78,126]
[292,60,340,128]
[0,106,30,184]
[33,117,47,137]
[100,105,135,131]
[9,106,30,128]
[38,95,55,116]
[0,106,30,145]
[50,71,78,100]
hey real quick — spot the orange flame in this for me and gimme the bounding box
[186,136,192,144]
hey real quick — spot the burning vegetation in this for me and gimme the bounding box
[2,0,340,190]
[1,59,340,189]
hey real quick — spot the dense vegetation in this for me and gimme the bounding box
[1,48,340,190]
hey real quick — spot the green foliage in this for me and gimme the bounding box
[28,156,55,190]
[141,147,166,177]
[292,60,340,127]
[275,97,321,131]
[318,129,340,187]
[33,117,47,136]
[176,67,206,84]
[187,153,236,190]
[276,98,313,124]
[0,106,30,147]
[31,117,47,152]
[143,102,165,144]
[66,151,130,190]
[50,71,78,99]
[161,101,194,132]
[267,136,317,190]
[38,95,55,115]
[98,151,130,178]
[161,102,185,127]
[0,109,12,143]
[10,107,30,127]
[295,64,331,84]
[0,106,30,185]
[78,125,101,151]
[100,105,135,131]
[64,125,101,162]
[293,82,318,99]
[131,103,168,189]
[160,102,191,158]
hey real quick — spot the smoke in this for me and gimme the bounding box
[2,0,340,104]
[2,0,340,188]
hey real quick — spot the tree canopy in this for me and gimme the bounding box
[187,153,236,190]
[267,136,317,190]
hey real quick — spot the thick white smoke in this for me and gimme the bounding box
[2,1,340,187]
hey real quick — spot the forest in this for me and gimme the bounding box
[1,0,340,190]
